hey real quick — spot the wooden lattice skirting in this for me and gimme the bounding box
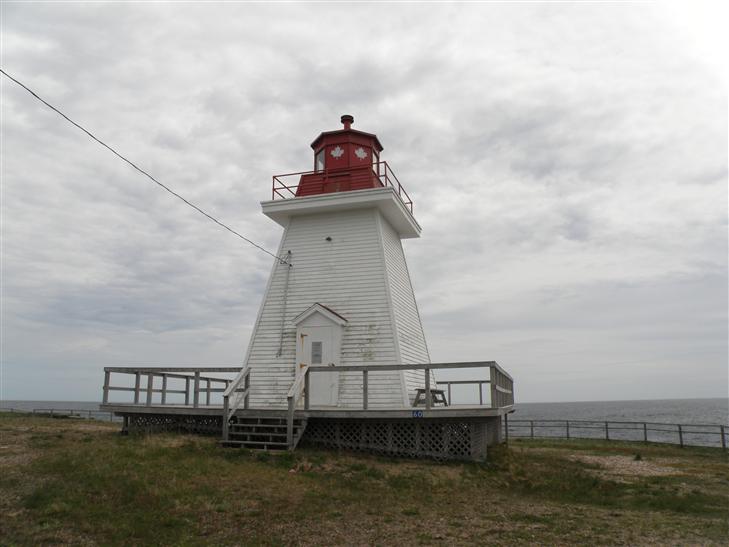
[300,418,499,461]
[123,413,222,436]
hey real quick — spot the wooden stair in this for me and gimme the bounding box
[222,415,307,451]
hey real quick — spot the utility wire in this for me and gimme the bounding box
[1,68,290,265]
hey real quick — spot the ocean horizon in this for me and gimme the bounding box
[2,396,726,423]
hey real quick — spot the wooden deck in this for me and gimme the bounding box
[101,403,514,419]
[101,361,515,460]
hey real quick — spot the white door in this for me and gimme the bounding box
[299,326,339,406]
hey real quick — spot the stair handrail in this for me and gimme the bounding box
[286,365,309,448]
[222,363,252,441]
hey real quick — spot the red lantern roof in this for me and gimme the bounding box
[271,115,413,213]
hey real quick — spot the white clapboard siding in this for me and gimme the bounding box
[243,205,430,409]
[245,208,402,408]
[378,213,432,400]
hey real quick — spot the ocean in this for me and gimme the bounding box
[509,398,728,448]
[2,397,727,447]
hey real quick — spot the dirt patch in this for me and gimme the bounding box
[569,454,682,479]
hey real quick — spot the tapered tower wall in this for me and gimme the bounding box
[378,213,432,399]
[245,207,425,408]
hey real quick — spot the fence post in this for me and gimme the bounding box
[362,370,368,410]
[643,422,648,443]
[134,372,141,404]
[530,420,534,438]
[677,424,683,448]
[103,371,110,404]
[222,396,229,442]
[605,421,609,441]
[161,374,167,405]
[193,372,200,408]
[146,374,154,406]
[287,397,294,448]
[305,369,311,410]
[566,420,570,439]
[206,379,211,406]
[185,377,190,406]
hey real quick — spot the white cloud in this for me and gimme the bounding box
[1,3,726,402]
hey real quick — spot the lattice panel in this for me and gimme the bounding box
[301,419,490,461]
[125,414,222,436]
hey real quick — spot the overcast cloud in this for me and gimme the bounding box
[1,2,726,403]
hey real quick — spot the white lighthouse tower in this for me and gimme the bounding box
[101,117,514,457]
[244,115,431,409]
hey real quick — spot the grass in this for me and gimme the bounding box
[0,413,727,545]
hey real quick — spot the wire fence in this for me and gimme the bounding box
[505,418,727,450]
[0,407,121,423]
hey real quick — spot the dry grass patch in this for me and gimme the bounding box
[1,414,727,546]
[568,454,683,479]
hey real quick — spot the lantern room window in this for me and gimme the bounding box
[315,149,325,172]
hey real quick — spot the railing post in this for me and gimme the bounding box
[447,382,452,406]
[479,381,484,406]
[134,372,141,404]
[161,374,167,405]
[677,424,683,448]
[184,377,190,405]
[489,366,497,407]
[244,370,250,410]
[530,420,534,438]
[287,397,294,448]
[146,374,153,406]
[425,368,431,410]
[605,421,609,441]
[222,396,230,441]
[305,369,311,410]
[721,425,726,451]
[206,379,211,406]
[566,420,570,439]
[362,370,368,410]
[193,371,200,408]
[643,422,648,442]
[103,371,110,404]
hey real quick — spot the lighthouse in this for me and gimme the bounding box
[244,115,430,409]
[100,115,514,460]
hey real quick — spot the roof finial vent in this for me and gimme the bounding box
[341,114,354,130]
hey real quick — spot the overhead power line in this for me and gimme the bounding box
[0,68,289,265]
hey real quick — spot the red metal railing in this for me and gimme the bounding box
[271,161,414,214]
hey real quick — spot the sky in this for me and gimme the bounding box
[1,2,727,404]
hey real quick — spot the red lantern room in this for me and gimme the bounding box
[296,115,384,196]
[272,115,413,213]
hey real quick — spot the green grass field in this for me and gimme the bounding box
[1,413,727,545]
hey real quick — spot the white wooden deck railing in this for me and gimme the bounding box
[102,367,240,408]
[282,361,514,448]
[302,361,514,411]
[286,365,309,447]
[104,362,515,449]
[221,364,252,441]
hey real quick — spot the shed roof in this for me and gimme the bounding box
[292,303,348,326]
